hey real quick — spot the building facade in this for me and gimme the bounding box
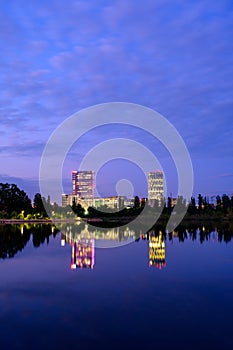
[72,170,95,198]
[148,170,164,206]
[62,194,126,211]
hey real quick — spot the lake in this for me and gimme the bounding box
[0,223,233,349]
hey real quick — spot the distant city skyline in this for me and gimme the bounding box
[0,1,232,201]
[63,169,165,210]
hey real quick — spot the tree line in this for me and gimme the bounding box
[0,183,50,219]
[0,182,233,220]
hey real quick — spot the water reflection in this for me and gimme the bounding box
[60,223,167,270]
[58,222,136,242]
[149,232,166,269]
[61,229,166,270]
[0,223,59,259]
[0,222,233,269]
[61,234,95,269]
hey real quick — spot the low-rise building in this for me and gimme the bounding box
[62,194,127,211]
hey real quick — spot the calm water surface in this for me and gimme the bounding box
[0,224,233,350]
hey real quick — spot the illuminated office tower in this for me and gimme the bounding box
[148,170,164,206]
[149,232,166,269]
[70,239,95,270]
[72,170,95,198]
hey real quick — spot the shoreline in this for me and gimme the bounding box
[0,218,75,224]
[0,218,104,225]
[0,215,232,226]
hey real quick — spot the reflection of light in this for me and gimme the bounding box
[69,239,95,270]
[61,239,65,247]
[91,239,94,269]
[149,233,166,269]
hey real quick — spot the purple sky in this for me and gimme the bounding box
[0,0,233,202]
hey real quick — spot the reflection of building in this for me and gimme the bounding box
[70,239,94,270]
[60,224,136,243]
[60,227,166,270]
[60,225,137,269]
[149,232,166,269]
[72,170,95,198]
[61,233,95,269]
[148,171,164,206]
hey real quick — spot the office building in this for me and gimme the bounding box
[72,170,95,198]
[148,170,164,206]
[62,194,126,212]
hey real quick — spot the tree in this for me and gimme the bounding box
[134,196,140,208]
[167,197,172,214]
[202,196,208,213]
[191,197,196,207]
[0,183,32,218]
[188,196,196,215]
[74,203,85,217]
[216,195,222,212]
[33,193,47,217]
[216,195,221,206]
[71,197,77,212]
[140,198,146,207]
[198,194,203,212]
[222,194,231,215]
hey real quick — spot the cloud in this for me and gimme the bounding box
[28,41,49,55]
[0,0,233,197]
[218,173,233,178]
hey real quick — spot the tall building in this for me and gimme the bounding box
[148,170,164,206]
[72,170,95,198]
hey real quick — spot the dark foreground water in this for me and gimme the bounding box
[0,224,233,350]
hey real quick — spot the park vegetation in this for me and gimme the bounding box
[0,183,233,225]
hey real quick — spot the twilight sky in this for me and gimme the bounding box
[0,0,233,202]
